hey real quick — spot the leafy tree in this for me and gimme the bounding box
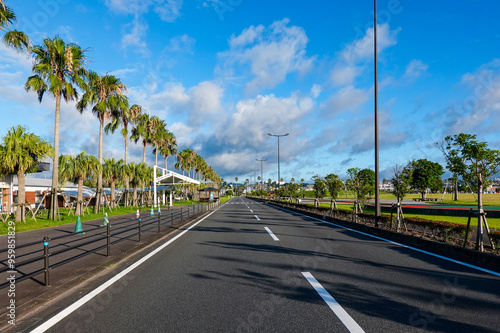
[0,126,53,221]
[59,152,100,215]
[26,36,87,219]
[324,173,343,199]
[103,158,124,209]
[391,164,412,203]
[408,159,444,200]
[77,71,128,213]
[346,168,375,201]
[312,175,327,199]
[441,134,500,250]
[0,1,30,52]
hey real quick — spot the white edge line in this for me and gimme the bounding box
[273,205,500,277]
[302,272,364,333]
[264,226,279,241]
[30,205,224,332]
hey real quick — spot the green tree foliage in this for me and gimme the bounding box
[59,152,100,215]
[324,173,343,199]
[312,175,327,198]
[441,133,500,211]
[0,126,53,221]
[26,36,87,219]
[0,1,30,52]
[346,168,375,201]
[408,159,444,200]
[391,164,412,203]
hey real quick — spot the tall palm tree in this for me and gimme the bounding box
[25,37,87,219]
[59,152,100,215]
[0,1,30,51]
[105,104,142,207]
[154,128,176,170]
[77,71,128,213]
[131,113,152,163]
[128,162,140,206]
[0,126,53,222]
[103,158,124,209]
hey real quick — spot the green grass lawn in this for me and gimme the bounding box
[313,201,500,229]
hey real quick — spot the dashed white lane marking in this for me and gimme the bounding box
[254,215,260,220]
[264,227,279,241]
[250,209,253,213]
[302,272,365,333]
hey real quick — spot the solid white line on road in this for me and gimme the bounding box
[254,215,260,220]
[30,204,225,333]
[273,205,500,278]
[302,272,365,333]
[264,227,279,241]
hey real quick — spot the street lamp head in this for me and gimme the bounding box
[284,133,289,136]
[268,133,272,136]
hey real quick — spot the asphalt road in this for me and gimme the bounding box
[31,197,500,332]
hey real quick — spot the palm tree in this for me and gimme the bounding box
[77,71,128,213]
[0,1,30,52]
[131,113,152,163]
[157,129,177,170]
[59,152,100,215]
[103,158,124,209]
[105,104,142,206]
[128,162,140,206]
[25,37,87,219]
[0,126,53,222]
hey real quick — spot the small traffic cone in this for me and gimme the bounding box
[157,206,161,214]
[101,212,109,227]
[136,209,140,219]
[75,216,85,234]
[150,206,154,216]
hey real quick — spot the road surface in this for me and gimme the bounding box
[29,197,500,332]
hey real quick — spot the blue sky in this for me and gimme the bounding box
[1,0,500,183]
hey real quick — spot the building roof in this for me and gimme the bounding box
[198,187,219,191]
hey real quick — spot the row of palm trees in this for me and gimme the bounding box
[1,2,221,219]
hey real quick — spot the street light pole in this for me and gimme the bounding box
[250,169,258,188]
[374,0,381,224]
[268,133,289,189]
[256,158,268,189]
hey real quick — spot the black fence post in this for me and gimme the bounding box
[181,207,183,222]
[157,209,161,233]
[107,222,111,256]
[138,218,142,242]
[43,237,50,286]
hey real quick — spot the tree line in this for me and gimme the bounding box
[0,2,221,221]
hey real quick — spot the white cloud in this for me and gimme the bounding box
[105,0,183,22]
[168,34,196,53]
[440,59,500,135]
[219,18,315,94]
[404,59,428,79]
[320,85,370,118]
[121,17,149,56]
[187,81,224,125]
[330,23,400,87]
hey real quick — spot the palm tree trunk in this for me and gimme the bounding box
[76,177,83,216]
[95,118,104,214]
[133,186,138,206]
[143,141,146,163]
[124,133,130,207]
[15,170,25,222]
[155,149,158,166]
[50,93,61,220]
[165,157,168,170]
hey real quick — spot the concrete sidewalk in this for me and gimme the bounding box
[0,204,212,331]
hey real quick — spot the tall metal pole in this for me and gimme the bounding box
[268,133,289,189]
[256,159,268,189]
[374,0,381,223]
